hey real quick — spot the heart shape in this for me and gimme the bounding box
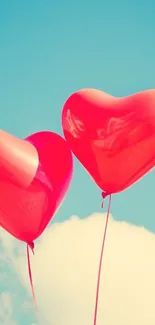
[62,88,155,195]
[0,131,73,243]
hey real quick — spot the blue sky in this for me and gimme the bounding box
[0,0,155,324]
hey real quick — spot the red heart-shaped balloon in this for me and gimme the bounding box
[0,131,73,243]
[62,88,155,195]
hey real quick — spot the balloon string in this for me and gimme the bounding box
[26,244,38,313]
[93,194,112,325]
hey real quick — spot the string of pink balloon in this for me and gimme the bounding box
[0,87,155,324]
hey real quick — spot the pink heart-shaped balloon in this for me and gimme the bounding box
[0,130,73,243]
[62,88,155,195]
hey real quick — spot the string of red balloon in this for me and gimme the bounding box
[26,244,37,309]
[93,195,112,325]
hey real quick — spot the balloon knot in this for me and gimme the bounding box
[101,191,107,199]
[101,191,108,209]
[28,242,35,254]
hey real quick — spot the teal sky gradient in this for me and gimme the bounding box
[0,0,155,323]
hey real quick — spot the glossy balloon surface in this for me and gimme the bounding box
[62,88,155,195]
[0,131,73,243]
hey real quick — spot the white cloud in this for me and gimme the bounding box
[1,213,155,325]
[0,292,17,325]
